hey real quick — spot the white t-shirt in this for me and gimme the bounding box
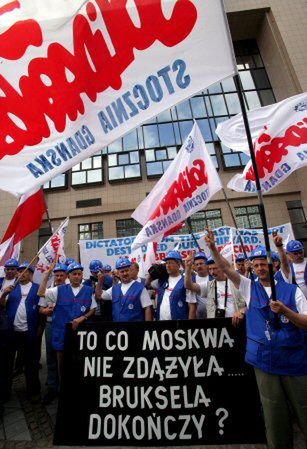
[14,282,32,332]
[151,276,196,321]
[0,278,15,296]
[199,279,238,318]
[239,275,307,314]
[195,274,208,319]
[38,285,97,309]
[102,280,152,309]
[292,260,307,298]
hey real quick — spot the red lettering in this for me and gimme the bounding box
[0,0,198,160]
[246,118,307,181]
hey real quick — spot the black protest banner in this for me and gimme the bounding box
[54,319,266,446]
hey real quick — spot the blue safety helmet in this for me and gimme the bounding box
[115,258,132,270]
[250,246,267,260]
[194,252,207,261]
[272,251,280,262]
[65,257,76,266]
[206,255,215,265]
[4,258,19,268]
[103,264,112,272]
[89,259,103,273]
[286,240,304,253]
[17,262,34,273]
[163,250,182,262]
[67,262,83,273]
[53,263,67,273]
[235,254,246,263]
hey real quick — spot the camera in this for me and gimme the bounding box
[148,263,168,282]
[215,308,226,318]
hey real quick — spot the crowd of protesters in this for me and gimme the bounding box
[0,232,306,449]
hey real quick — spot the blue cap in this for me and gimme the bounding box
[250,246,267,260]
[272,251,280,262]
[89,259,103,273]
[4,258,19,268]
[206,255,215,265]
[286,240,304,253]
[53,263,67,273]
[163,250,182,262]
[67,262,83,273]
[115,258,132,269]
[235,254,246,263]
[65,257,76,266]
[18,262,34,273]
[194,252,207,261]
[103,264,112,272]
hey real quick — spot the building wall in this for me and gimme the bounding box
[1,0,307,261]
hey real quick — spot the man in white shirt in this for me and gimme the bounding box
[148,250,196,321]
[205,229,307,449]
[1,262,41,403]
[96,258,152,321]
[286,240,307,298]
[192,251,209,319]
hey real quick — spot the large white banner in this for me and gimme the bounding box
[0,0,236,196]
[131,122,222,249]
[216,93,307,193]
[79,222,294,278]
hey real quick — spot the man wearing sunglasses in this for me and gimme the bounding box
[286,240,307,298]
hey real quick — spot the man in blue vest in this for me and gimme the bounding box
[38,263,68,405]
[286,239,307,298]
[1,262,41,403]
[148,250,197,321]
[44,262,97,378]
[205,229,307,449]
[0,259,19,295]
[235,254,246,276]
[96,258,152,322]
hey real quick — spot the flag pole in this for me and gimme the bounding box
[42,191,54,234]
[185,217,202,252]
[233,74,276,301]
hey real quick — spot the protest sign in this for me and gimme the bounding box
[79,222,294,277]
[54,320,265,446]
[0,0,236,196]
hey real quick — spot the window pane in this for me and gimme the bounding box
[173,122,182,145]
[108,139,122,153]
[254,54,264,68]
[259,90,275,106]
[197,119,212,141]
[81,159,92,170]
[179,121,193,141]
[157,109,172,122]
[245,91,261,110]
[145,149,155,162]
[72,164,80,171]
[208,83,222,94]
[123,130,138,150]
[137,127,144,149]
[109,166,124,180]
[205,97,213,116]
[224,153,241,167]
[239,71,255,90]
[147,162,163,176]
[176,100,192,119]
[210,95,228,115]
[158,123,175,146]
[130,151,139,164]
[143,125,160,147]
[72,172,86,184]
[252,69,271,89]
[167,147,177,159]
[225,93,241,114]
[222,77,236,92]
[93,156,102,168]
[190,97,207,117]
[125,165,140,178]
[163,160,172,171]
[156,149,167,160]
[87,170,102,183]
[242,55,255,69]
[118,154,129,165]
[108,154,117,167]
[50,174,66,188]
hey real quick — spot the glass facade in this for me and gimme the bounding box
[116,219,142,237]
[235,205,262,229]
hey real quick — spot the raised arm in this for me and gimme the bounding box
[37,263,55,297]
[205,228,241,289]
[273,231,290,279]
[270,300,307,330]
[184,253,201,294]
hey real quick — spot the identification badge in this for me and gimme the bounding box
[264,330,271,341]
[80,306,86,312]
[128,304,134,310]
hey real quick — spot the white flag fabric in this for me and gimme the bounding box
[0,235,15,266]
[33,217,69,284]
[131,122,222,249]
[215,93,307,193]
[0,0,236,196]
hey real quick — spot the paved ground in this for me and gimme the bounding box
[0,339,305,449]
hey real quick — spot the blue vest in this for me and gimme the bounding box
[274,269,285,283]
[290,261,307,286]
[112,281,145,322]
[6,282,40,339]
[0,278,3,289]
[52,284,93,350]
[246,280,307,375]
[157,276,189,320]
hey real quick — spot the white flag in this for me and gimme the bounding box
[131,122,222,249]
[215,93,307,193]
[33,218,69,284]
[0,0,236,196]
